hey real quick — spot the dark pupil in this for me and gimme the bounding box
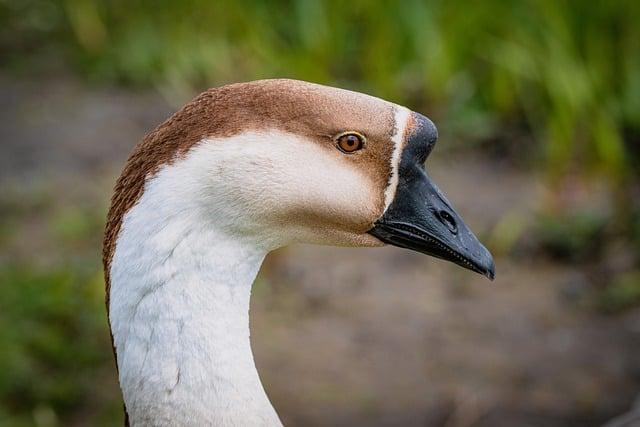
[338,134,361,152]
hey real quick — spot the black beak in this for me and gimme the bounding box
[368,113,495,280]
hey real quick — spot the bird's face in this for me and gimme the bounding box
[196,80,494,279]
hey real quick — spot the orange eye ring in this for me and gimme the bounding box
[336,132,365,153]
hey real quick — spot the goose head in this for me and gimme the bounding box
[150,79,494,278]
[105,79,494,279]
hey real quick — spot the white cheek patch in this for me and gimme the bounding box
[383,106,411,212]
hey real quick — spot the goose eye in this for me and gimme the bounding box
[336,133,364,153]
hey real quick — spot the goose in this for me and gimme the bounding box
[103,79,495,426]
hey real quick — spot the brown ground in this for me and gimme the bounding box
[1,73,639,427]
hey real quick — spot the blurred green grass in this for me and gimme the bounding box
[0,188,121,426]
[3,0,640,186]
[0,266,120,427]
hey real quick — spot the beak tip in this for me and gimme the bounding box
[484,258,496,281]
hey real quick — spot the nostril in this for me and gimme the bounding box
[439,210,458,234]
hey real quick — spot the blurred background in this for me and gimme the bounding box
[1,1,639,426]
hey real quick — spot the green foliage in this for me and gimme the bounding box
[0,189,120,426]
[0,266,120,426]
[598,271,640,313]
[533,211,607,262]
[3,0,639,185]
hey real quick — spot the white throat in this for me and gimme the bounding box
[109,136,288,426]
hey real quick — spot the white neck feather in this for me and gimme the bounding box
[109,129,394,425]
[109,136,288,426]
